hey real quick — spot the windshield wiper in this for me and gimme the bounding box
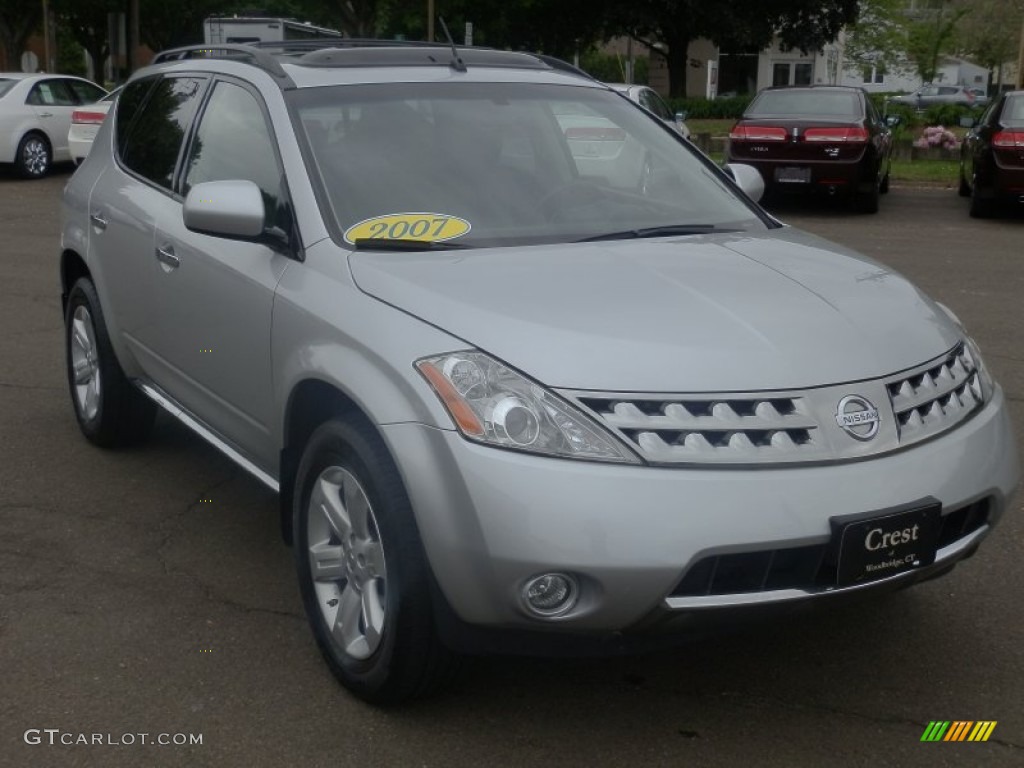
[352,238,470,251]
[576,224,740,243]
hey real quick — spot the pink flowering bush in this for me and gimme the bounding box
[913,125,960,151]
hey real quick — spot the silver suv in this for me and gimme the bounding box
[60,41,1018,705]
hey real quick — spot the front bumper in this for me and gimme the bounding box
[381,387,1018,638]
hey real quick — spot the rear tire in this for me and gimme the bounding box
[855,178,880,214]
[958,171,970,197]
[969,176,995,218]
[16,132,51,179]
[64,277,156,447]
[293,418,459,705]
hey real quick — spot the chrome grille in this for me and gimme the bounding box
[886,343,983,443]
[576,394,820,463]
[562,342,984,466]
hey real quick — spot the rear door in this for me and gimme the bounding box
[152,78,293,468]
[26,78,77,159]
[89,75,208,379]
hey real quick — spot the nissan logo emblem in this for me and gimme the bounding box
[835,395,880,441]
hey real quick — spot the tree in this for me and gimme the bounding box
[0,0,42,71]
[52,0,123,80]
[954,0,1024,87]
[605,0,860,96]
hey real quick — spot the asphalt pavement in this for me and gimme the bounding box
[1,170,1022,768]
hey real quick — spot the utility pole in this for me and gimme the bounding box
[1017,15,1024,89]
[41,0,52,72]
[130,0,140,73]
[427,0,434,42]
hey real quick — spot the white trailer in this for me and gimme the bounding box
[203,16,341,45]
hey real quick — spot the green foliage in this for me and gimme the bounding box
[923,102,984,127]
[56,24,87,77]
[665,96,752,119]
[579,51,648,85]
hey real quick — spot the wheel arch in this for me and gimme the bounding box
[61,249,91,313]
[279,377,377,545]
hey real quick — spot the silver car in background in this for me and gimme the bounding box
[60,42,1018,705]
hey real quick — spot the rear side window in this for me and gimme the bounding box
[26,79,76,106]
[115,78,156,158]
[120,76,207,191]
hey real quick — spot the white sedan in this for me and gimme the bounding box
[69,87,119,164]
[0,73,107,178]
[607,83,691,139]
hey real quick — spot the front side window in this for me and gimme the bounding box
[183,80,286,230]
[120,76,206,190]
[0,79,15,99]
[291,81,766,248]
[27,79,75,106]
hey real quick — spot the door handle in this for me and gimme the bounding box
[38,111,53,118]
[89,212,108,230]
[156,245,180,269]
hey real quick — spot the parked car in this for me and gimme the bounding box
[967,87,991,107]
[0,73,106,178]
[725,85,895,212]
[606,83,691,139]
[958,90,1024,217]
[69,87,119,164]
[889,84,975,109]
[61,42,1018,705]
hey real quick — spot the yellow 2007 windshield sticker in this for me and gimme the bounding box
[344,213,471,244]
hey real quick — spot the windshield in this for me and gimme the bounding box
[0,79,16,99]
[290,82,766,248]
[748,90,860,117]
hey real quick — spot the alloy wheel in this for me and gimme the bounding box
[22,137,49,176]
[307,466,387,660]
[69,305,102,421]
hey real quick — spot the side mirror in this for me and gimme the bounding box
[885,115,901,128]
[722,163,765,203]
[958,115,976,128]
[675,110,688,122]
[183,180,265,239]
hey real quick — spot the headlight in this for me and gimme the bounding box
[963,336,994,403]
[416,351,640,463]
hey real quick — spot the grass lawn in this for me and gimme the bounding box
[889,159,960,186]
[685,118,734,136]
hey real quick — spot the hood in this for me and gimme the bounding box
[349,229,961,392]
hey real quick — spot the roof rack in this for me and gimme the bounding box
[150,43,291,81]
[295,46,553,71]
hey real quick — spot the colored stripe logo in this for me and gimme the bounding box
[921,721,997,742]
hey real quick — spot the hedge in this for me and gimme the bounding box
[665,95,752,119]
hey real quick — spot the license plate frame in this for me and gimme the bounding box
[774,166,812,184]
[832,501,941,588]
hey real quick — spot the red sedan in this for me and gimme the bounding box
[726,85,895,213]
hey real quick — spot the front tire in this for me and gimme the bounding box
[293,418,458,705]
[16,132,51,179]
[64,278,156,447]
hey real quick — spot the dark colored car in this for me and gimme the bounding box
[959,90,1024,217]
[726,85,894,213]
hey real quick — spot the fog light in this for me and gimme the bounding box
[522,573,578,617]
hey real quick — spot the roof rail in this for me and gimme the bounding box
[150,43,291,81]
[533,54,597,83]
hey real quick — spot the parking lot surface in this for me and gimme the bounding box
[1,170,1022,767]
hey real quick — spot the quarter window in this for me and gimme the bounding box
[65,79,106,104]
[121,76,206,191]
[182,81,286,231]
